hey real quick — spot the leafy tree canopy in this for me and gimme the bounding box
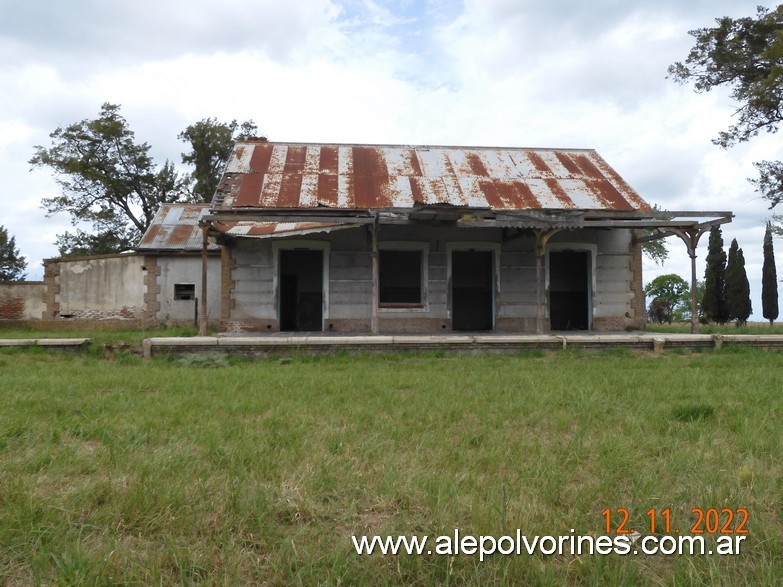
[641,238,669,265]
[669,5,783,207]
[647,298,673,324]
[179,118,258,203]
[644,273,691,321]
[0,225,27,281]
[639,205,670,265]
[30,103,190,256]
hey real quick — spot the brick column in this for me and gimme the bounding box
[629,233,646,329]
[142,256,161,326]
[42,260,60,319]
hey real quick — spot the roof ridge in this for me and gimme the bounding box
[235,140,597,153]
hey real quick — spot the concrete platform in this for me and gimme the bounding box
[0,338,91,349]
[140,332,783,359]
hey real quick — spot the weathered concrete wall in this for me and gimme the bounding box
[223,239,275,332]
[56,255,146,320]
[0,282,46,320]
[155,256,221,325]
[223,226,638,333]
[593,229,636,330]
[497,233,537,331]
[547,229,636,330]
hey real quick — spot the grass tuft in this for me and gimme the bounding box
[672,403,716,422]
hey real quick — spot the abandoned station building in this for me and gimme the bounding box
[191,140,731,334]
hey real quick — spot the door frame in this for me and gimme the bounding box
[272,240,330,328]
[545,243,596,330]
[446,242,501,330]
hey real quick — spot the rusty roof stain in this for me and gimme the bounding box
[212,142,651,212]
[137,203,218,251]
[137,203,347,249]
[214,221,350,239]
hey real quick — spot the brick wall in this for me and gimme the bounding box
[0,282,45,320]
[0,296,24,319]
[142,256,161,326]
[592,316,628,331]
[221,319,277,333]
[58,307,143,320]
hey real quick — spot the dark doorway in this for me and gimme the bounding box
[279,249,323,331]
[452,250,494,331]
[549,250,590,330]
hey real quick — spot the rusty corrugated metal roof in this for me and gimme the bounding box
[137,203,348,249]
[137,203,218,251]
[212,141,651,212]
[214,221,351,239]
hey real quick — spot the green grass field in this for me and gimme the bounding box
[0,346,781,585]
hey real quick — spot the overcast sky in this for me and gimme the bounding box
[2,0,780,320]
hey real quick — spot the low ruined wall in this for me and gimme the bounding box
[55,255,146,320]
[0,282,46,320]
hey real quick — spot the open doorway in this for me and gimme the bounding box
[279,249,323,331]
[452,250,494,331]
[548,250,590,330]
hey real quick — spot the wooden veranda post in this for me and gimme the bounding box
[534,229,560,334]
[370,214,379,335]
[199,222,209,336]
[689,245,699,334]
[655,227,706,335]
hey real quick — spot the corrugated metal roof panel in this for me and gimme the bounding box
[137,203,218,251]
[212,142,651,212]
[214,221,351,239]
[137,203,348,249]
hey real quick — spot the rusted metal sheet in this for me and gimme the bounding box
[214,221,350,239]
[137,204,218,251]
[215,141,651,212]
[137,203,349,249]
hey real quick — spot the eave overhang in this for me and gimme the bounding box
[200,208,733,239]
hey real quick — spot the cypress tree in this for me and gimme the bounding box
[762,223,779,325]
[725,239,752,326]
[702,226,728,323]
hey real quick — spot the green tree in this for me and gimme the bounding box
[694,279,707,323]
[639,205,670,265]
[641,238,669,265]
[762,223,779,324]
[30,103,188,256]
[179,118,258,203]
[702,225,728,323]
[725,238,752,326]
[647,298,673,324]
[644,273,690,321]
[0,225,27,281]
[669,6,783,207]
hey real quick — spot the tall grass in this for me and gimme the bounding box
[647,321,783,334]
[0,348,780,585]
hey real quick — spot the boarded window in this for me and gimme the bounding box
[174,283,196,300]
[379,250,422,305]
